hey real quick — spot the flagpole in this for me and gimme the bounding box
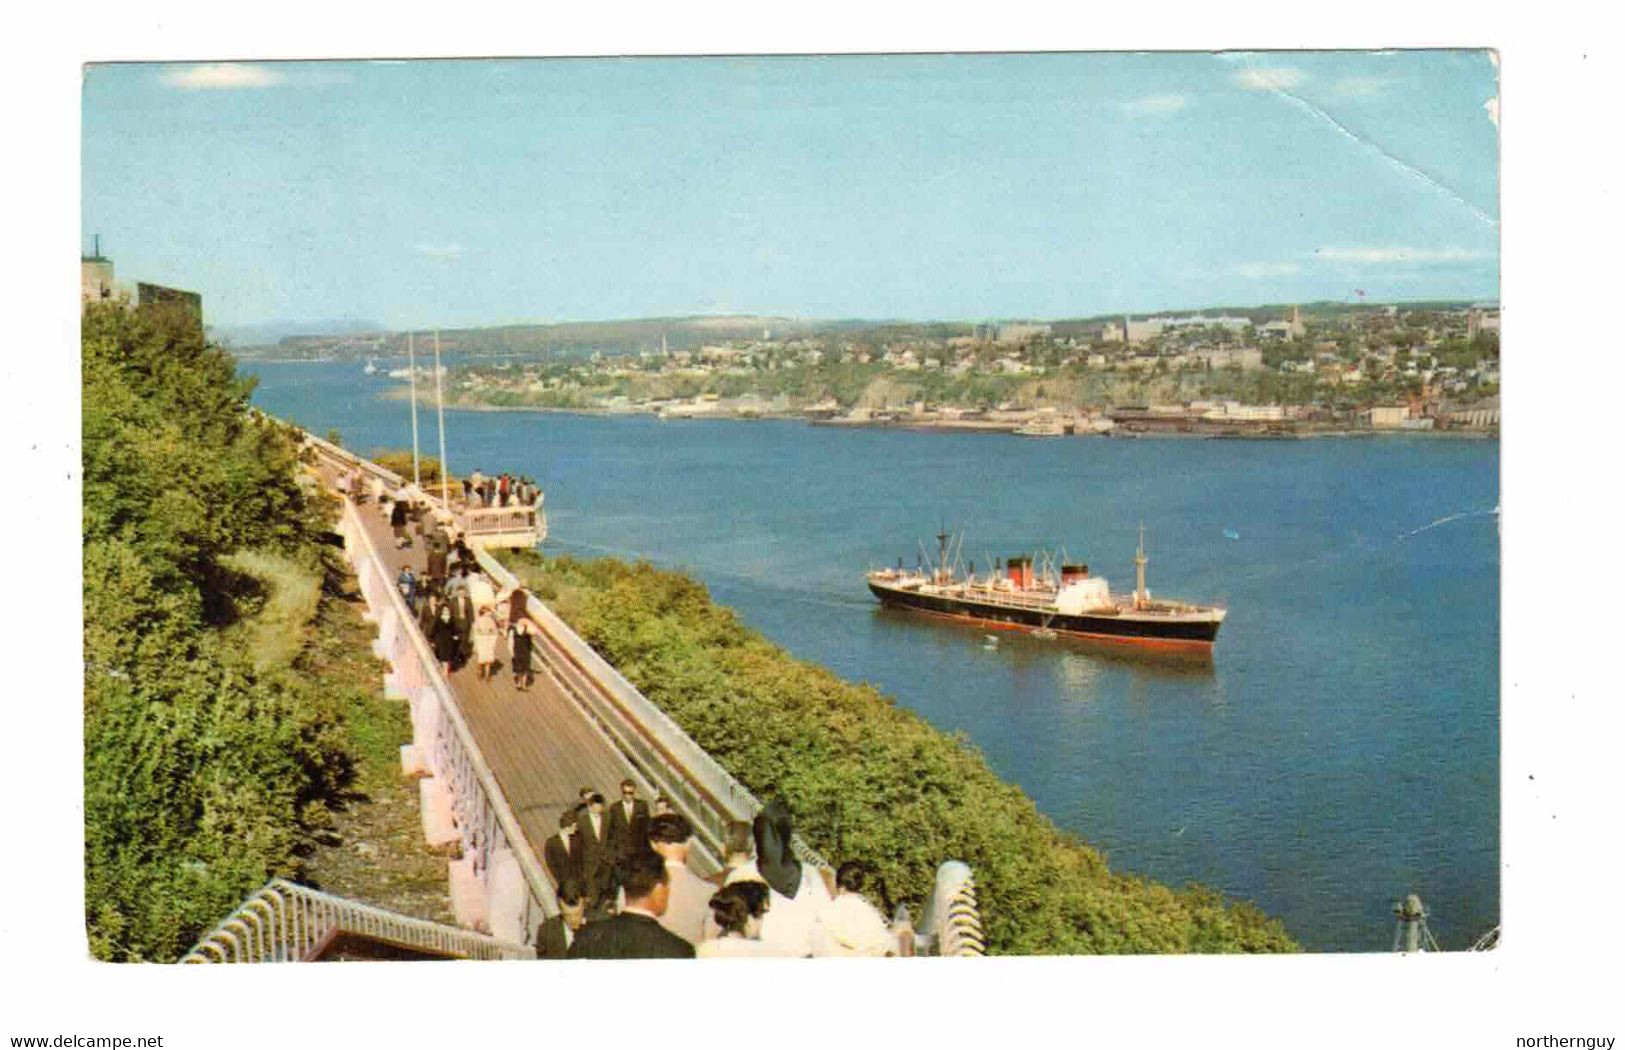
[408,331,422,489]
[433,330,450,508]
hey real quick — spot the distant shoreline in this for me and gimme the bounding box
[368,386,1498,440]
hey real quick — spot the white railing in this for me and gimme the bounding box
[476,548,833,874]
[300,430,542,547]
[337,492,558,943]
[182,879,532,962]
[915,861,987,957]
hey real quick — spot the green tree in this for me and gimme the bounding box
[82,302,354,961]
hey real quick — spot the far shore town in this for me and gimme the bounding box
[236,301,1500,437]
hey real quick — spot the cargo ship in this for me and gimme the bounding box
[866,527,1225,652]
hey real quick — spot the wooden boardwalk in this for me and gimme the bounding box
[338,483,670,880]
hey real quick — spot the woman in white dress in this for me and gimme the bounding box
[751,799,833,958]
[471,607,501,681]
[697,882,777,959]
[813,862,897,957]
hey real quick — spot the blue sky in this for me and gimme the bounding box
[81,51,1499,329]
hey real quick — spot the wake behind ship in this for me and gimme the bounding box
[866,528,1225,653]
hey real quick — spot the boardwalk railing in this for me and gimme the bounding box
[299,429,544,549]
[182,879,532,963]
[475,548,833,874]
[915,861,987,957]
[462,504,546,546]
[336,491,559,944]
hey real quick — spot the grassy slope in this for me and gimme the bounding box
[226,544,453,923]
[500,550,1297,955]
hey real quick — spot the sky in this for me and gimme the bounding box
[81,51,1500,330]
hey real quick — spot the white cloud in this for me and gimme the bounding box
[1233,66,1306,92]
[1233,262,1302,279]
[1120,93,1190,116]
[159,63,284,90]
[1313,246,1486,264]
[414,243,465,259]
[1329,76,1392,98]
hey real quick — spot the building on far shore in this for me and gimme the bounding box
[1467,307,1501,339]
[996,322,1052,344]
[1260,305,1307,340]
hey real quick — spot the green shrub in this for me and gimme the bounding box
[82,302,356,961]
[499,551,1297,955]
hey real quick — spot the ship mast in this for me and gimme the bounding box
[936,524,951,583]
[1133,522,1149,609]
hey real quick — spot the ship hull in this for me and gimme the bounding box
[868,580,1221,652]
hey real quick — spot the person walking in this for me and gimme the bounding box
[465,570,497,616]
[472,606,501,681]
[418,588,440,637]
[396,565,418,614]
[543,809,582,892]
[566,851,694,960]
[574,792,614,913]
[425,534,448,587]
[697,882,776,959]
[813,862,897,957]
[645,814,712,947]
[509,618,535,691]
[430,605,460,675]
[535,883,589,960]
[752,798,833,957]
[607,778,651,869]
[390,492,411,548]
[702,820,765,941]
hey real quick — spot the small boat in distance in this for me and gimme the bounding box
[866,526,1226,653]
[363,357,379,375]
[1014,416,1065,437]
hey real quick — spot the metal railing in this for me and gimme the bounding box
[476,547,833,874]
[915,861,987,957]
[182,879,532,962]
[463,505,545,539]
[301,430,543,547]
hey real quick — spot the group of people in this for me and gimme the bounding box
[462,468,542,511]
[539,788,901,960]
[396,531,536,686]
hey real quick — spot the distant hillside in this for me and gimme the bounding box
[229,315,817,361]
[209,319,384,348]
[221,300,1495,362]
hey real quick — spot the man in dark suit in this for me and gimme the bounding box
[606,778,651,865]
[535,883,589,960]
[543,808,581,892]
[566,850,694,960]
[574,793,614,912]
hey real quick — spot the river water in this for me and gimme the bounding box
[248,360,1499,952]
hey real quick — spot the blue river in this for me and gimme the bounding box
[248,360,1499,952]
